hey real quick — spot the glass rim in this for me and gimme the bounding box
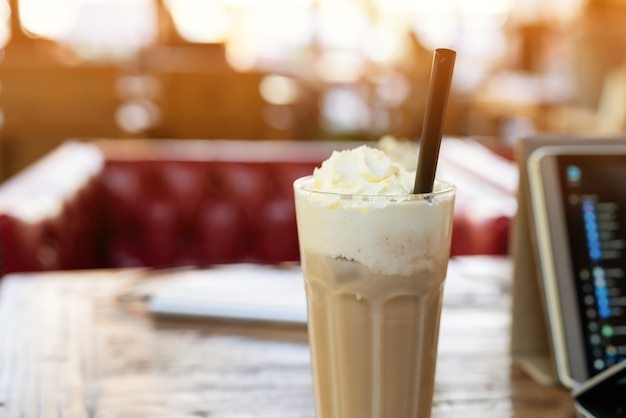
[293,175,455,200]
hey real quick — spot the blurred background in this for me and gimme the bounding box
[0,0,623,180]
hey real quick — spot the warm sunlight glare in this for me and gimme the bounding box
[15,0,156,60]
[375,0,457,14]
[166,0,232,43]
[20,0,76,39]
[259,75,300,105]
[361,23,403,64]
[185,0,312,6]
[239,8,313,57]
[457,0,514,15]
[316,51,364,83]
[457,0,514,28]
[0,0,10,48]
[225,35,257,71]
[317,2,369,50]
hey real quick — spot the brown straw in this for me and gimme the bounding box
[413,48,456,194]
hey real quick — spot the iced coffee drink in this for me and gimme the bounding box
[294,145,455,418]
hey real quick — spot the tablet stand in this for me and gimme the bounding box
[511,135,626,387]
[511,137,558,385]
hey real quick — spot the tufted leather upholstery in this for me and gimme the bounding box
[0,138,517,275]
[99,159,315,267]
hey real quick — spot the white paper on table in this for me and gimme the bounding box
[147,264,308,325]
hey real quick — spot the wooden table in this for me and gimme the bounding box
[0,257,577,417]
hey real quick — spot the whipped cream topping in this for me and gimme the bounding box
[294,145,455,276]
[313,145,415,196]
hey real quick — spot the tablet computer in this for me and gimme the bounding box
[527,144,626,387]
[573,359,626,418]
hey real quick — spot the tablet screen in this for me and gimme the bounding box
[556,154,626,376]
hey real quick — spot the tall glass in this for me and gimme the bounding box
[294,176,455,418]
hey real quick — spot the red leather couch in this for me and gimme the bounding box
[0,138,517,275]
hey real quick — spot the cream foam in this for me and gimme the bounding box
[295,145,455,276]
[312,145,415,196]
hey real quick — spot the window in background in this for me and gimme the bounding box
[18,0,157,61]
[1,0,588,139]
[19,0,76,41]
[226,4,314,71]
[164,0,315,71]
[165,0,232,43]
[0,1,9,48]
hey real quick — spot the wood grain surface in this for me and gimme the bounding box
[0,257,577,417]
